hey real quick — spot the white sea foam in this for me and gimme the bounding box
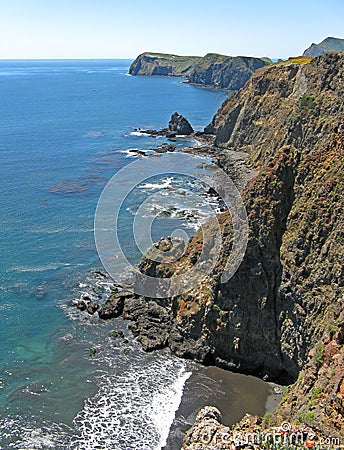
[29,227,67,234]
[30,227,94,234]
[150,368,191,448]
[71,349,191,450]
[129,131,146,137]
[138,177,174,190]
[0,303,12,311]
[117,148,147,158]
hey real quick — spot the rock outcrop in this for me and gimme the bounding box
[129,52,271,90]
[303,36,344,57]
[182,407,327,449]
[168,112,194,135]
[98,289,135,319]
[117,53,344,438]
[129,52,200,77]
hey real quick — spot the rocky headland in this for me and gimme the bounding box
[129,52,271,90]
[303,36,344,57]
[127,52,343,441]
[77,52,343,446]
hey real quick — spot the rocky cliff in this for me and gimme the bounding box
[129,52,270,90]
[129,52,200,77]
[119,52,344,439]
[303,36,344,57]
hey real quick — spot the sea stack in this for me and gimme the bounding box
[168,112,194,135]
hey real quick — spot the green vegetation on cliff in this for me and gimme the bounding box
[129,51,271,90]
[129,52,200,76]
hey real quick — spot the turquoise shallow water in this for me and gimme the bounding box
[0,60,230,448]
[0,60,273,449]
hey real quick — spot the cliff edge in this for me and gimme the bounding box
[129,52,271,90]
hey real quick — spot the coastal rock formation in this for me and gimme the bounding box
[154,143,176,153]
[129,52,200,77]
[123,296,172,351]
[129,52,271,90]
[303,36,344,57]
[186,53,270,90]
[168,112,194,135]
[117,52,344,438]
[98,289,135,319]
[182,407,325,449]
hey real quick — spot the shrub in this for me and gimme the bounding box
[313,387,322,400]
[263,412,273,427]
[327,323,337,337]
[213,304,221,313]
[300,94,316,110]
[315,342,325,367]
[299,411,315,424]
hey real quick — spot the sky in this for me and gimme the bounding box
[0,0,343,59]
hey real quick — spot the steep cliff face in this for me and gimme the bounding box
[303,36,344,57]
[129,52,200,77]
[122,53,344,437]
[184,53,269,90]
[129,52,270,90]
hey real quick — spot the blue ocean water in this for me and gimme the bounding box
[0,60,272,449]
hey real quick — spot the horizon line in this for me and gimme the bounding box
[0,57,135,61]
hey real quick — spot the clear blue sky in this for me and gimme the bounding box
[0,0,343,59]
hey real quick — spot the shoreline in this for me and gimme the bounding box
[72,126,285,447]
[89,131,276,447]
[164,364,283,450]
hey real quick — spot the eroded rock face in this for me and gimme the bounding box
[187,53,269,90]
[154,143,176,153]
[87,303,99,315]
[129,52,271,90]
[168,112,194,136]
[273,311,344,438]
[123,296,172,351]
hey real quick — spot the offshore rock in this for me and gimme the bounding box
[154,143,177,153]
[168,112,194,136]
[87,303,99,315]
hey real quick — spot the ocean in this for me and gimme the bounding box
[0,59,276,449]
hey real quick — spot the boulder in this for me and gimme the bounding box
[76,300,87,311]
[98,290,135,320]
[154,143,176,153]
[87,303,99,315]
